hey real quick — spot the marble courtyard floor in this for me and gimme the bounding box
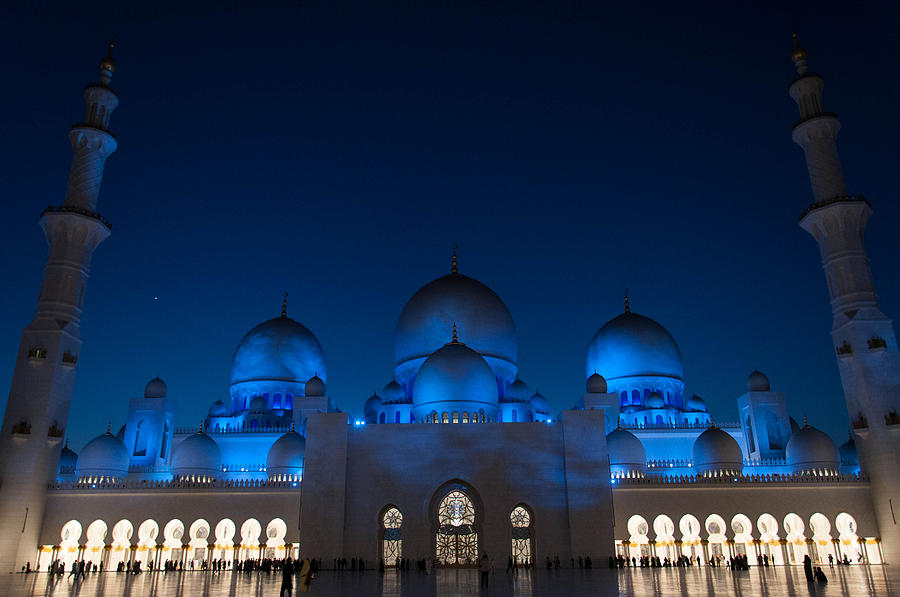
[2,565,896,596]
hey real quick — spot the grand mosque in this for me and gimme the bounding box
[0,37,897,574]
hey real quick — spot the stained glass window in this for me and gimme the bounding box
[510,506,532,564]
[382,507,402,566]
[436,490,478,566]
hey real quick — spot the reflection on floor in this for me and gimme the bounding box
[2,564,895,596]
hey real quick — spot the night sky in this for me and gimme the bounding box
[1,2,898,451]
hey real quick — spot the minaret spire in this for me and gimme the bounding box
[790,37,900,563]
[0,47,119,570]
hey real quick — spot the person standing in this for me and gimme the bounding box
[828,553,834,568]
[479,554,490,588]
[280,557,294,597]
[803,554,813,582]
[298,558,313,593]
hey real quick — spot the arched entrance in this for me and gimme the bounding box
[434,487,479,566]
[510,505,533,565]
[380,506,403,567]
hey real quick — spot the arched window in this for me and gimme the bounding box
[442,412,450,424]
[285,394,293,410]
[379,412,386,424]
[436,490,477,566]
[395,411,401,424]
[133,419,147,456]
[512,409,518,422]
[631,390,640,405]
[160,421,170,459]
[510,505,533,565]
[765,411,783,450]
[382,507,403,566]
[745,415,756,453]
[452,411,460,424]
[273,394,281,409]
[620,391,628,405]
[410,413,415,424]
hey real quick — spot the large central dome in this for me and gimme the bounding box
[394,267,517,394]
[586,311,683,382]
[231,316,326,385]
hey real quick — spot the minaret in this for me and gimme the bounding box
[790,35,900,563]
[0,46,118,571]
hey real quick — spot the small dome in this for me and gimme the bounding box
[839,434,858,467]
[364,393,382,423]
[509,378,530,401]
[530,391,549,415]
[76,431,129,480]
[382,380,403,402]
[59,444,78,472]
[686,394,707,412]
[586,372,608,394]
[266,431,305,478]
[586,311,683,382]
[646,391,665,409]
[747,370,770,392]
[692,427,743,475]
[172,432,221,478]
[144,377,167,399]
[786,423,839,474]
[607,428,647,474]
[412,340,498,415]
[305,374,325,397]
[249,395,268,412]
[208,400,228,417]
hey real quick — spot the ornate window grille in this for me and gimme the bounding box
[382,507,403,566]
[436,490,478,566]
[510,506,532,564]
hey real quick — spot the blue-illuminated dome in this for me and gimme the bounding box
[692,427,743,475]
[686,394,707,412]
[586,372,608,394]
[839,434,858,468]
[231,316,326,387]
[747,370,770,392]
[266,431,305,478]
[607,428,647,476]
[586,311,683,382]
[208,400,228,417]
[305,374,325,397]
[530,391,549,415]
[59,443,78,472]
[172,432,221,478]
[382,380,403,402]
[786,423,839,474]
[144,376,167,398]
[249,395,268,413]
[395,271,517,393]
[76,431,129,480]
[509,378,530,401]
[646,391,665,408]
[364,393,382,423]
[412,339,499,419]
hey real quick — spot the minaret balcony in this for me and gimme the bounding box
[798,195,869,222]
[41,205,112,230]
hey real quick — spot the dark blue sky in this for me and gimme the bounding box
[1,2,898,450]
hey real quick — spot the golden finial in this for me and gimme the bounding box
[106,422,111,434]
[451,244,458,275]
[100,42,116,73]
[451,323,459,343]
[290,421,295,432]
[200,419,205,432]
[803,414,808,427]
[616,418,622,430]
[281,293,288,318]
[792,33,808,74]
[624,288,631,314]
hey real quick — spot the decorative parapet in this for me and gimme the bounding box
[49,476,301,492]
[41,204,112,230]
[176,424,294,435]
[621,421,738,431]
[126,463,268,474]
[798,194,870,221]
[615,472,866,487]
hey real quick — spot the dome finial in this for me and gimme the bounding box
[803,414,809,427]
[290,421,295,432]
[106,422,111,434]
[791,32,808,75]
[451,322,459,343]
[99,42,116,86]
[281,292,288,318]
[451,244,458,275]
[624,288,631,314]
